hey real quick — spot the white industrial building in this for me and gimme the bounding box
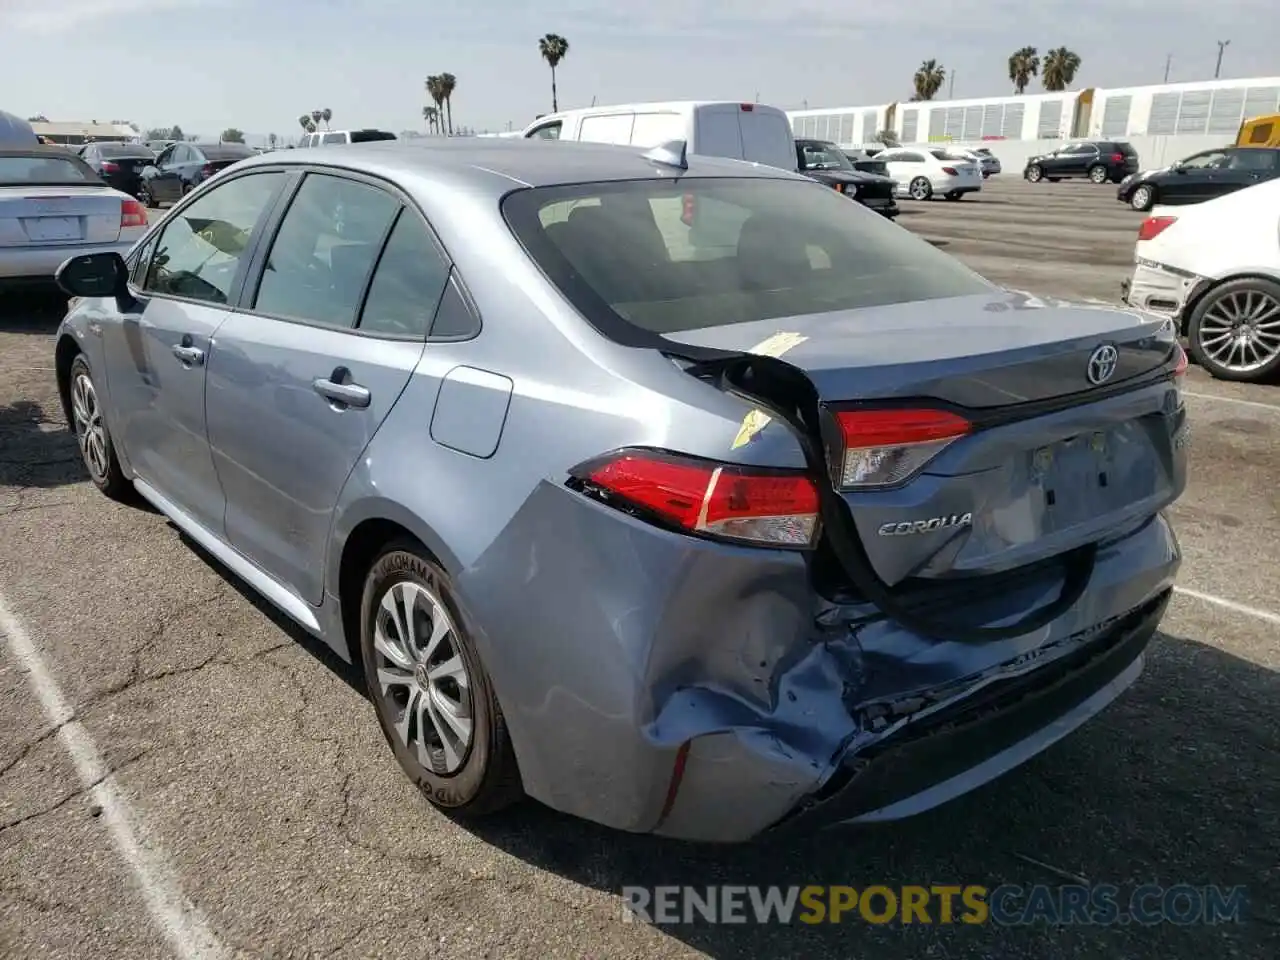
[787,76,1280,169]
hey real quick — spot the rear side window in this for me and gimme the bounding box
[358,212,451,338]
[579,114,634,145]
[630,112,683,148]
[253,174,400,327]
[350,130,397,143]
[503,177,990,338]
[322,132,346,145]
[739,110,797,171]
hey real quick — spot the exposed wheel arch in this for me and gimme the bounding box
[338,517,427,668]
[54,334,81,425]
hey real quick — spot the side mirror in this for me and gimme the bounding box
[55,252,138,310]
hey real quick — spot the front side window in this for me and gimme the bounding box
[358,211,451,338]
[799,142,853,172]
[527,122,562,140]
[504,177,991,338]
[253,174,400,327]
[143,172,283,303]
[1180,150,1230,170]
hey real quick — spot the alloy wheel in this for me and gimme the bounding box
[1090,165,1108,183]
[371,580,474,775]
[1026,165,1042,183]
[909,177,931,200]
[70,372,109,482]
[1196,289,1280,376]
[1131,186,1152,211]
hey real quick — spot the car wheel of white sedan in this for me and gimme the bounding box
[358,542,524,816]
[1187,277,1280,383]
[909,177,932,200]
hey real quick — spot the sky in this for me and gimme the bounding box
[1,0,1275,143]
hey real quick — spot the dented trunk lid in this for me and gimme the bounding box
[668,291,1187,586]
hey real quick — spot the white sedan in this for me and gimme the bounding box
[0,147,147,291]
[1123,178,1280,382]
[875,147,983,201]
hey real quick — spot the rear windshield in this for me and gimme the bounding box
[0,153,100,185]
[350,130,397,143]
[99,143,154,159]
[502,177,990,337]
[204,145,255,159]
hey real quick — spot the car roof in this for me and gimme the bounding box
[230,137,805,197]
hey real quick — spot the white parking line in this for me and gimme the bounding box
[1173,586,1280,627]
[1184,391,1280,414]
[0,592,228,960]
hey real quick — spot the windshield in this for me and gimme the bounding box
[503,177,991,338]
[0,153,100,185]
[799,142,854,172]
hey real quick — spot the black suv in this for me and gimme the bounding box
[1116,146,1280,211]
[794,139,899,218]
[1024,141,1140,184]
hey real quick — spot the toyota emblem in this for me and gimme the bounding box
[1087,344,1119,385]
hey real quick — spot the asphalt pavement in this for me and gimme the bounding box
[1,176,1277,960]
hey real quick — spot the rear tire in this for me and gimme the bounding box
[137,185,154,208]
[68,356,133,501]
[908,176,933,201]
[358,542,523,817]
[1025,164,1043,183]
[1186,277,1280,383]
[1088,164,1108,184]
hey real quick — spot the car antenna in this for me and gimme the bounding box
[642,139,688,171]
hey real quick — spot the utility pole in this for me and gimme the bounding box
[948,70,955,99]
[1214,40,1230,79]
[1163,54,1172,83]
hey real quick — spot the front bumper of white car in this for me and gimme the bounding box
[1122,258,1206,324]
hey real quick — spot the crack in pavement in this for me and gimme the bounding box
[0,748,149,835]
[0,724,59,779]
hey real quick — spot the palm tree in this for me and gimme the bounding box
[538,34,570,112]
[268,133,278,149]
[321,107,332,130]
[425,76,445,134]
[1008,46,1040,95]
[1041,47,1082,91]
[310,109,323,131]
[439,73,457,136]
[298,114,315,134]
[912,60,946,101]
[422,105,439,134]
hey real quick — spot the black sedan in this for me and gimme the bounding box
[79,142,156,199]
[136,141,256,207]
[794,139,899,219]
[1116,146,1280,211]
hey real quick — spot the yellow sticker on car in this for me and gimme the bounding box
[729,332,809,449]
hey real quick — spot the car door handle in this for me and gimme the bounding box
[172,344,204,366]
[312,374,370,409]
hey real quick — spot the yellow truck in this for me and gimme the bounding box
[1236,113,1280,147]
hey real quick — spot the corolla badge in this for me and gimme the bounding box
[878,513,973,536]
[1087,344,1119,385]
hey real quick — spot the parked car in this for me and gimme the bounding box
[522,100,798,172]
[1122,177,1280,382]
[967,147,1001,178]
[53,139,1186,843]
[1,110,38,146]
[1116,146,1280,211]
[79,142,156,200]
[839,148,891,176]
[136,141,256,207]
[794,138,899,218]
[876,147,983,200]
[0,147,147,291]
[1024,141,1139,184]
[298,129,398,147]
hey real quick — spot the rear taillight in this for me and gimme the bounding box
[680,192,695,226]
[571,449,820,548]
[101,161,119,173]
[1111,153,1125,164]
[1137,215,1176,242]
[941,166,957,175]
[739,103,754,112]
[119,199,147,228]
[831,408,971,489]
[201,163,215,177]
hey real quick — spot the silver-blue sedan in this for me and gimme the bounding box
[51,137,1187,842]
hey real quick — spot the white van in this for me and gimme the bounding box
[298,129,397,148]
[522,101,797,172]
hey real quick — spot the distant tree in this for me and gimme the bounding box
[321,107,332,130]
[422,104,439,134]
[912,60,946,101]
[221,128,245,143]
[311,109,323,130]
[425,77,445,134]
[1008,46,1040,94]
[538,33,570,112]
[873,129,900,147]
[1042,47,1082,91]
[298,114,315,133]
[188,134,199,142]
[27,114,49,122]
[170,124,185,141]
[268,132,278,148]
[439,73,457,135]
